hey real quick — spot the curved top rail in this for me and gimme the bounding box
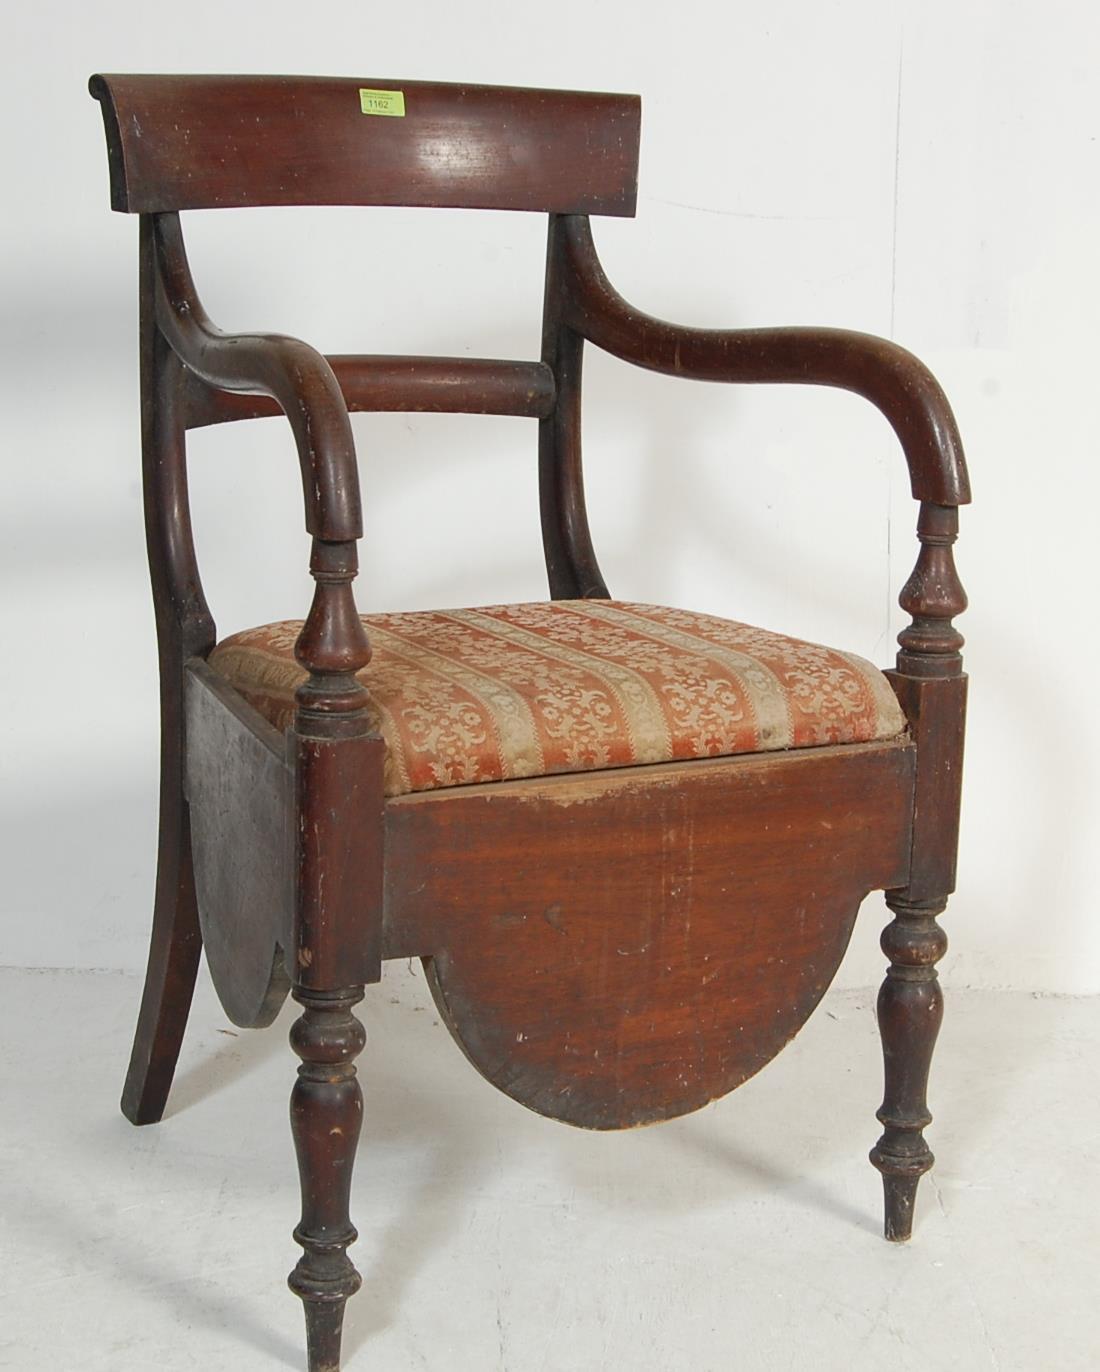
[89,74,641,217]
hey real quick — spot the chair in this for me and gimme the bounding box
[89,74,969,1372]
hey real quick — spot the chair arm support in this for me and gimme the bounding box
[151,213,363,542]
[149,212,372,729]
[558,215,970,507]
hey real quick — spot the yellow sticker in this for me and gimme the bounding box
[359,88,405,117]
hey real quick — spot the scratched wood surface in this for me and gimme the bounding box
[89,74,641,216]
[186,356,557,428]
[183,662,292,1028]
[383,741,915,1129]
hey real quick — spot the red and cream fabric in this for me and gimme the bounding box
[209,601,906,797]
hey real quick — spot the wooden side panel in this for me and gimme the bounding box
[383,742,915,1129]
[885,671,967,899]
[184,662,293,1027]
[89,74,641,216]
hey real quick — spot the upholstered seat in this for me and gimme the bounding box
[210,601,906,797]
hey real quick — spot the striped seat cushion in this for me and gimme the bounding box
[209,601,906,797]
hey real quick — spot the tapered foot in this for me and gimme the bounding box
[121,804,203,1126]
[877,1172,923,1242]
[870,893,947,1242]
[289,1268,359,1372]
[289,987,366,1372]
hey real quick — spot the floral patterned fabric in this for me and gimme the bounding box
[209,601,905,797]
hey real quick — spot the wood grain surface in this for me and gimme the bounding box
[90,74,641,216]
[384,742,915,1128]
[183,662,292,1028]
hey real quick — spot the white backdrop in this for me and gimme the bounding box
[3,1,1097,992]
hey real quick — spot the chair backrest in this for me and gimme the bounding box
[88,74,641,217]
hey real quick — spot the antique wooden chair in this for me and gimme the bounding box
[90,74,969,1371]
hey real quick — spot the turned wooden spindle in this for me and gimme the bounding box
[895,502,968,677]
[289,537,374,1371]
[873,501,967,1241]
[294,539,373,730]
[288,987,367,1372]
[871,895,948,1239]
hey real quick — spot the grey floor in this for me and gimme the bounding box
[2,964,1097,1371]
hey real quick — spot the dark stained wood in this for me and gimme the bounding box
[288,987,366,1372]
[186,356,557,427]
[886,672,967,900]
[286,537,381,1368]
[183,661,293,1028]
[93,71,972,1369]
[89,74,641,217]
[557,214,971,507]
[895,502,969,678]
[120,221,216,1126]
[292,727,385,989]
[871,893,947,1241]
[290,552,385,990]
[383,742,914,1129]
[538,215,609,599]
[871,500,968,1240]
[152,212,362,543]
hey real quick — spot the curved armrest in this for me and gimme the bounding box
[559,216,970,506]
[152,213,362,541]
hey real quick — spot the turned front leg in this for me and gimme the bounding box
[287,536,382,1370]
[872,501,967,1241]
[870,895,947,1240]
[289,987,366,1372]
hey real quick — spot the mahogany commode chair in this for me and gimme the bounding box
[89,74,970,1371]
